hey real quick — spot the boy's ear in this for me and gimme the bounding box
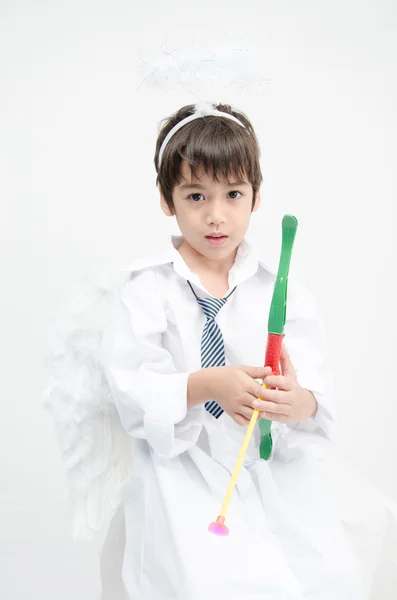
[160,194,174,217]
[252,191,261,212]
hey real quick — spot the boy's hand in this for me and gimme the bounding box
[205,365,272,426]
[251,344,318,424]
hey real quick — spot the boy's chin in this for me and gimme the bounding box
[200,240,240,259]
[181,235,241,260]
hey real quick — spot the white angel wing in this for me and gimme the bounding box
[42,266,131,541]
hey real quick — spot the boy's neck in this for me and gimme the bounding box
[178,240,237,277]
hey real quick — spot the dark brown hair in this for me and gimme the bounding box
[154,103,263,212]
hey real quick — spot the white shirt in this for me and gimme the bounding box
[100,236,364,600]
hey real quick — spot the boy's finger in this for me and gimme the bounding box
[240,365,272,380]
[264,375,291,391]
[261,366,273,379]
[280,344,297,378]
[256,387,287,404]
[253,399,292,416]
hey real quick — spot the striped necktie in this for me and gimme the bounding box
[188,282,237,418]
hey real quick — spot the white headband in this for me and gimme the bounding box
[158,102,246,167]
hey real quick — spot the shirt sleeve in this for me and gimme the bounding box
[99,268,205,459]
[284,280,337,440]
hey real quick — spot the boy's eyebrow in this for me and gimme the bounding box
[178,180,250,190]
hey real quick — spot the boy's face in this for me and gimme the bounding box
[161,161,260,261]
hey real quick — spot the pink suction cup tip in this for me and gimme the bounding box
[208,515,229,536]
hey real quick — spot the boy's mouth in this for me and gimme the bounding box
[205,234,228,246]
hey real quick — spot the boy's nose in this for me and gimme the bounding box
[206,200,226,225]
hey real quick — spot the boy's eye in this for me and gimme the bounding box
[187,191,242,202]
[188,193,204,202]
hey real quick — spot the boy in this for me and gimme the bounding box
[99,102,363,599]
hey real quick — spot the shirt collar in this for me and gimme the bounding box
[122,236,270,294]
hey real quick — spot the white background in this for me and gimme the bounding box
[1,1,396,598]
